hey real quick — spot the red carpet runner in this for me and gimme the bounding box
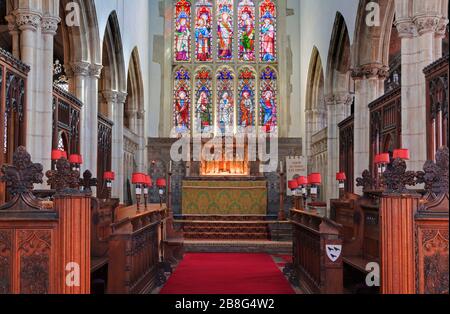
[160,253,295,294]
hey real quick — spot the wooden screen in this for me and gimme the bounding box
[338,115,354,193]
[424,54,449,160]
[52,85,82,155]
[0,48,29,204]
[369,87,401,177]
[97,114,113,199]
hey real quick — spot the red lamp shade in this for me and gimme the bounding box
[51,150,62,161]
[69,154,83,165]
[308,173,322,185]
[103,171,115,181]
[156,178,167,188]
[131,173,146,185]
[374,153,390,165]
[145,175,153,187]
[393,149,410,160]
[296,176,308,186]
[336,172,347,181]
[288,180,299,190]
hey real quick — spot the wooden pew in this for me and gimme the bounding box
[290,208,343,294]
[107,204,164,294]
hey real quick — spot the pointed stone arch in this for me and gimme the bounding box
[305,47,326,161]
[125,47,145,132]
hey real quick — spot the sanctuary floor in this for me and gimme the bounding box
[159,253,297,295]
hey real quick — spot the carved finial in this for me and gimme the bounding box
[46,158,80,194]
[79,170,97,194]
[382,159,418,195]
[0,146,43,196]
[356,170,375,191]
[416,146,449,195]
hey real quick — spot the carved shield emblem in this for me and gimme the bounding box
[326,245,342,262]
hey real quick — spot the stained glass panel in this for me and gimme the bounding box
[238,0,256,62]
[217,0,234,61]
[259,0,277,62]
[195,0,213,62]
[238,67,256,127]
[260,66,277,131]
[173,67,191,132]
[194,68,213,133]
[174,0,192,62]
[217,67,235,133]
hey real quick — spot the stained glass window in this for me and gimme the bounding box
[260,66,277,130]
[217,0,234,61]
[173,67,191,132]
[195,0,213,62]
[238,66,256,127]
[259,0,276,62]
[217,67,235,132]
[194,67,213,132]
[238,0,256,62]
[174,0,192,62]
[172,0,279,134]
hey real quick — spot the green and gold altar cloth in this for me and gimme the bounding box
[182,180,267,215]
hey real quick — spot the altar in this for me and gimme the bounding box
[182,177,267,215]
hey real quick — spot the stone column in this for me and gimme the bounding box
[136,109,147,172]
[326,93,352,201]
[108,91,127,201]
[352,64,386,193]
[395,8,447,171]
[5,15,20,59]
[435,17,449,59]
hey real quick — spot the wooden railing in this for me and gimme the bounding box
[52,85,82,155]
[0,48,29,204]
[290,209,343,294]
[108,204,165,294]
[424,54,449,160]
[97,114,113,199]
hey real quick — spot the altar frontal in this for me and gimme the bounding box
[182,180,267,215]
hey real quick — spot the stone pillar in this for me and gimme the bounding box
[395,6,447,171]
[326,93,352,201]
[352,65,386,193]
[136,109,147,172]
[5,15,20,59]
[107,91,127,201]
[435,17,449,59]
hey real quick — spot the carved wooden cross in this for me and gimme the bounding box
[0,146,43,196]
[79,170,97,194]
[46,158,80,194]
[382,159,417,195]
[416,146,449,195]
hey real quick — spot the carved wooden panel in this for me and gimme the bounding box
[0,229,12,294]
[339,116,354,193]
[17,230,52,294]
[416,220,449,294]
[97,115,113,198]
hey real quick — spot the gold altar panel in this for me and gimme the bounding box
[182,181,267,215]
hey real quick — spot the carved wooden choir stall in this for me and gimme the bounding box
[0,146,176,294]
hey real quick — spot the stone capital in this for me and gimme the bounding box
[5,15,18,33]
[395,18,417,38]
[436,18,449,38]
[351,63,389,80]
[41,16,60,35]
[116,92,128,104]
[89,64,103,78]
[326,93,353,106]
[69,61,91,77]
[102,91,119,104]
[14,11,42,31]
[414,14,441,36]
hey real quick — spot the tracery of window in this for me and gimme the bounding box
[172,0,278,135]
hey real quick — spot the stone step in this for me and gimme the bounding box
[183,226,269,233]
[184,232,270,240]
[184,240,292,254]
